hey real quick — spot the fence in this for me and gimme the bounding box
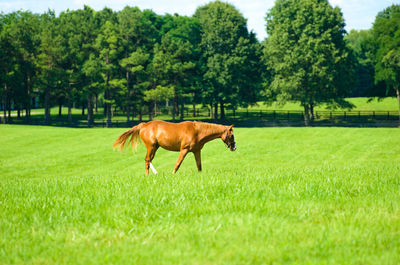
[2,108,399,128]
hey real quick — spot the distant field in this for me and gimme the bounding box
[1,125,399,264]
[252,97,399,111]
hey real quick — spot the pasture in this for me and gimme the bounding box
[1,125,400,264]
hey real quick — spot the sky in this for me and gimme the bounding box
[1,0,400,40]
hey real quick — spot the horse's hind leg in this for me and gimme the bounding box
[145,144,159,176]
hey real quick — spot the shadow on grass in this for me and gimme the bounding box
[3,115,400,128]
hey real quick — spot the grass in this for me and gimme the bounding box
[254,97,399,111]
[1,125,400,264]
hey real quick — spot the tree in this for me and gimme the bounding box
[345,29,377,97]
[95,16,120,127]
[59,6,99,126]
[117,7,156,122]
[0,12,18,123]
[264,0,355,125]
[144,85,174,116]
[36,10,63,125]
[373,4,400,118]
[149,14,201,121]
[195,1,262,120]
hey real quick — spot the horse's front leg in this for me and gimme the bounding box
[194,151,202,172]
[173,149,189,174]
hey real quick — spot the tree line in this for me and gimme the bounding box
[1,0,399,126]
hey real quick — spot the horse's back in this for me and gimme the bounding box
[140,120,196,151]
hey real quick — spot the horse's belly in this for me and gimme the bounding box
[157,139,181,152]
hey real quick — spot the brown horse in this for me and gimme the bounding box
[113,120,236,175]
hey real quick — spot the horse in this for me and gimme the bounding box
[113,120,236,175]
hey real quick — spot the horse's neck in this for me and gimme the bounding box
[197,123,226,144]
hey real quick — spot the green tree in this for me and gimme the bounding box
[0,12,18,123]
[264,0,355,125]
[195,1,262,120]
[9,11,40,122]
[144,85,174,116]
[150,14,201,121]
[373,4,400,118]
[345,29,376,97]
[117,7,158,122]
[59,6,99,126]
[36,10,63,125]
[95,16,120,127]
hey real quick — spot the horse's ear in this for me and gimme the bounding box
[229,125,234,131]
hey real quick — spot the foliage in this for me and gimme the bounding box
[264,0,356,125]
[345,29,380,97]
[1,1,399,124]
[144,85,174,102]
[372,4,400,116]
[195,1,263,119]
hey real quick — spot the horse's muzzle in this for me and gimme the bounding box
[230,143,237,151]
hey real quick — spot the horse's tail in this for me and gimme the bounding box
[113,122,145,152]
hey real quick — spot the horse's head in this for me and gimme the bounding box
[222,125,236,151]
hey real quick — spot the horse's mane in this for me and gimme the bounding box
[193,121,226,136]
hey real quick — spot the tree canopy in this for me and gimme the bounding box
[263,0,355,125]
[373,4,400,116]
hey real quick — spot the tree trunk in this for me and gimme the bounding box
[25,73,31,124]
[59,101,62,117]
[166,99,170,115]
[138,110,142,122]
[180,100,184,121]
[126,71,130,122]
[7,98,11,122]
[396,87,400,119]
[95,94,98,113]
[106,96,111,127]
[214,103,218,120]
[81,105,85,116]
[210,104,214,119]
[3,84,7,124]
[303,104,310,127]
[220,101,225,120]
[44,86,51,125]
[172,88,177,121]
[68,95,72,125]
[148,103,153,121]
[192,91,196,117]
[25,106,30,124]
[87,92,94,127]
[310,103,315,121]
[106,87,111,128]
[126,105,130,122]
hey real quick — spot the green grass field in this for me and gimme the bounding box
[1,125,400,264]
